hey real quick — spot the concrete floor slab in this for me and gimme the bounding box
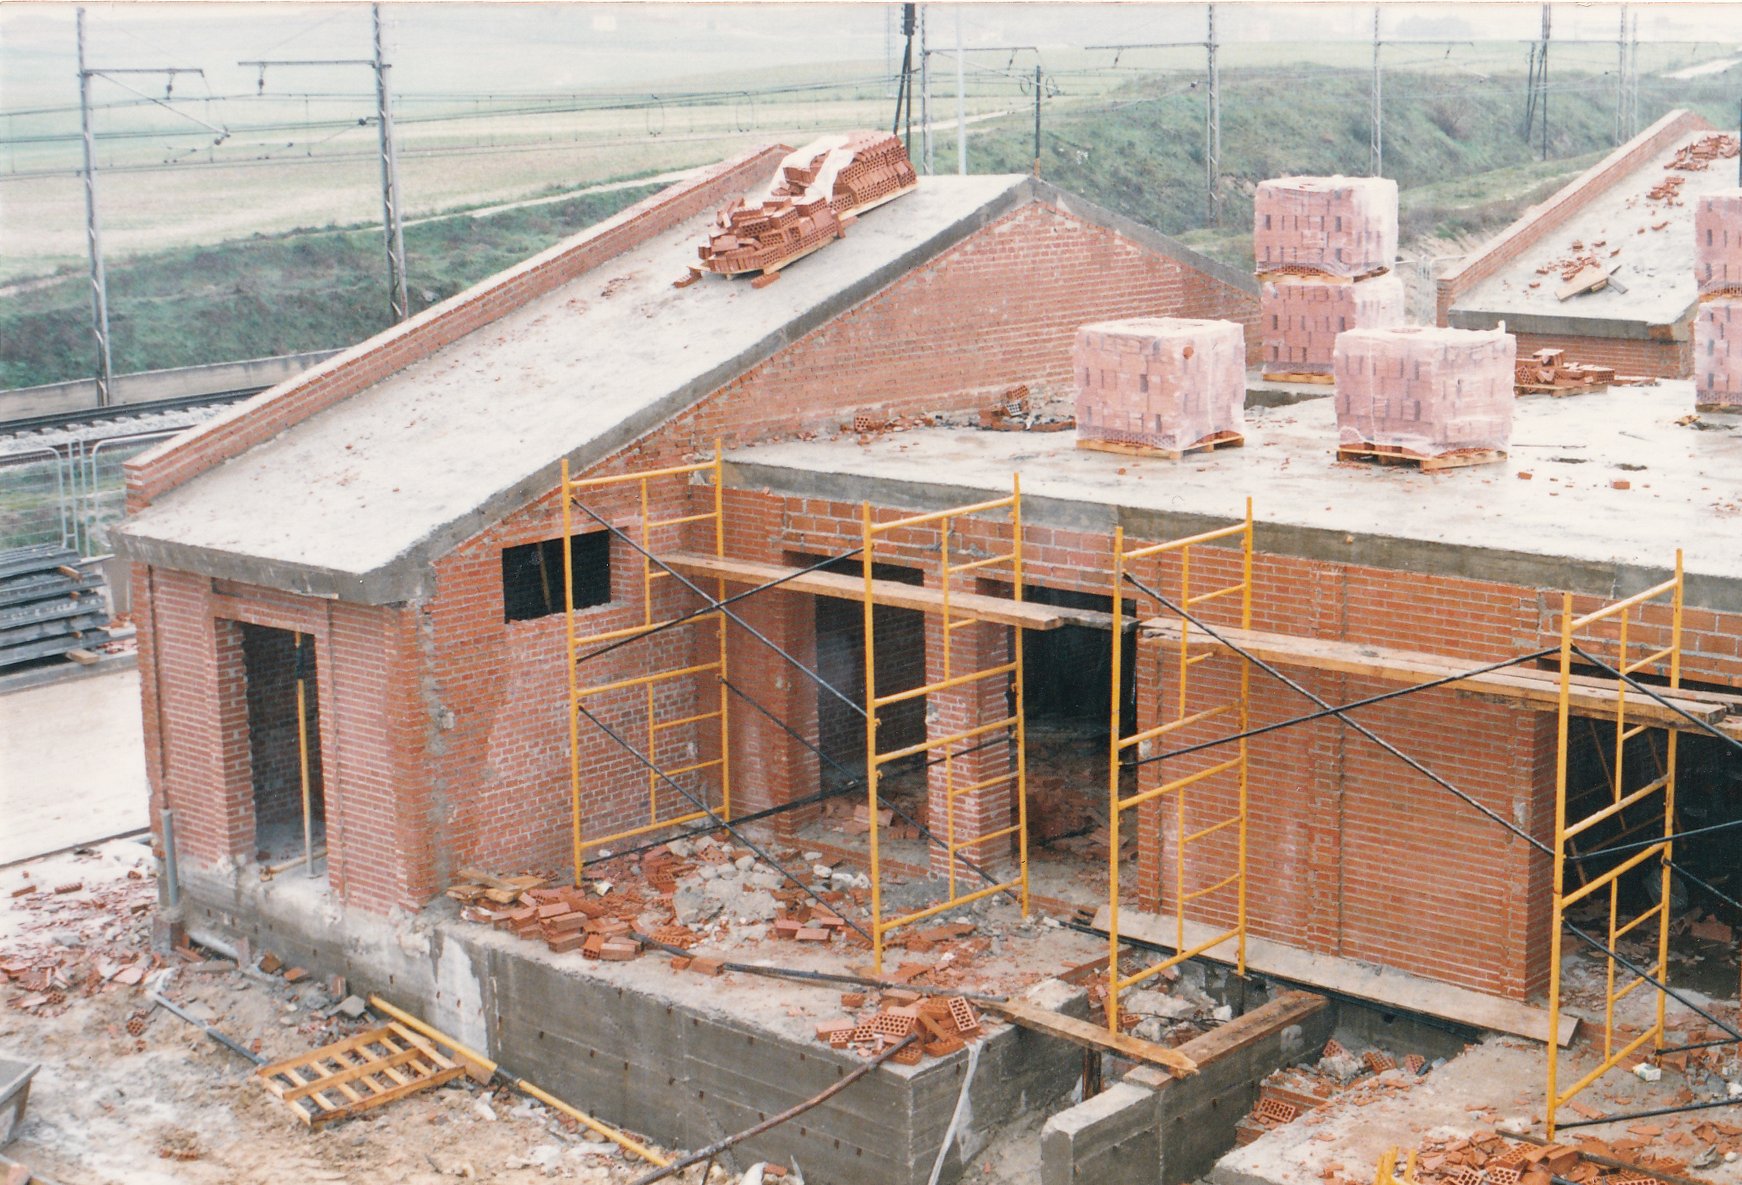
[0,666,148,864]
[726,383,1742,608]
[1451,125,1732,335]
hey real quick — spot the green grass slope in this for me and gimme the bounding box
[1,183,663,390]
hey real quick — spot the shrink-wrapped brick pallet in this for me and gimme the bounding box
[1074,318,1246,458]
[1696,299,1742,412]
[1261,273,1406,376]
[1255,176,1399,278]
[1332,326,1516,469]
[1695,191,1742,297]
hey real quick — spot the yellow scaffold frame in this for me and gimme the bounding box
[1106,499,1253,1033]
[1545,552,1683,1139]
[862,477,1030,973]
[561,450,732,881]
[1373,1148,1419,1185]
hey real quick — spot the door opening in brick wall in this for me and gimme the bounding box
[804,555,928,801]
[1562,712,1740,923]
[240,623,326,868]
[1021,585,1135,860]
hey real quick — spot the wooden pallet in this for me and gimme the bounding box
[1696,403,1742,414]
[1255,266,1389,285]
[1336,443,1506,472]
[1259,371,1335,385]
[1078,430,1245,462]
[1515,381,1605,397]
[254,1022,469,1126]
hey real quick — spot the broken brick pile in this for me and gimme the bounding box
[2,864,159,1018]
[1255,175,1403,375]
[1261,274,1406,378]
[814,988,987,1065]
[1234,1037,1432,1145]
[1404,1127,1733,1185]
[1073,317,1246,455]
[1333,325,1516,456]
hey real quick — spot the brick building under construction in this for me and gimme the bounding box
[114,142,1742,1183]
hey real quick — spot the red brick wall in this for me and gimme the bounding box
[1437,109,1712,327]
[135,567,433,910]
[1512,329,1693,382]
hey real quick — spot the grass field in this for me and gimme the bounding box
[0,181,664,388]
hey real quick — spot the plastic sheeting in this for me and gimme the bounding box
[1261,273,1406,374]
[1333,326,1516,454]
[1694,191,1742,297]
[1255,176,1399,278]
[1696,298,1742,409]
[1074,318,1245,452]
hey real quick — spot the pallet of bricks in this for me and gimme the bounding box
[1694,189,1742,414]
[0,544,110,670]
[1333,325,1515,471]
[1256,176,1405,383]
[1073,317,1246,460]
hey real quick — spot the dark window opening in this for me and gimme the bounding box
[502,533,610,622]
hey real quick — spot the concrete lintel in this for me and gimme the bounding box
[724,459,1742,615]
[1448,306,1692,343]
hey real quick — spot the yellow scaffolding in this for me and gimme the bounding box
[561,450,731,880]
[1545,552,1683,1139]
[861,477,1030,973]
[1106,500,1253,1032]
[1374,1149,1419,1185]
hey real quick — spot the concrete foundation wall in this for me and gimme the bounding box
[177,868,1084,1185]
[1041,991,1335,1185]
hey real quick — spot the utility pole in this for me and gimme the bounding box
[1033,64,1043,175]
[239,3,409,325]
[919,6,932,175]
[1616,5,1628,146]
[76,9,207,407]
[76,9,111,408]
[373,5,408,323]
[1206,3,1220,225]
[893,3,916,153]
[954,7,967,175]
[1539,5,1552,161]
[1370,7,1383,177]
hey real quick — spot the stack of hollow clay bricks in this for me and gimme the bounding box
[1694,190,1742,413]
[1255,176,1405,378]
[1073,317,1246,458]
[1332,325,1517,459]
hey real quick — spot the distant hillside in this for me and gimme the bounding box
[0,183,663,390]
[970,65,1626,253]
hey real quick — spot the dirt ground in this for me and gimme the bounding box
[0,841,747,1185]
